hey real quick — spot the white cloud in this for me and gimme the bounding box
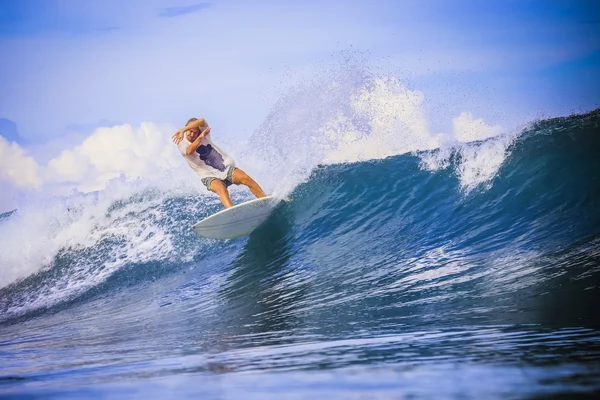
[453,112,503,143]
[0,123,182,212]
[48,148,89,182]
[0,135,41,189]
[47,123,182,192]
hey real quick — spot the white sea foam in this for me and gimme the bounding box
[419,132,518,192]
[243,65,517,196]
[0,174,211,313]
[3,194,195,318]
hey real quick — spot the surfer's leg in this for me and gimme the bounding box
[210,179,234,208]
[232,168,267,198]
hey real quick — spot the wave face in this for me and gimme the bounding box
[1,109,599,398]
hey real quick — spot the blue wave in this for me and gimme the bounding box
[0,109,599,397]
[1,109,599,324]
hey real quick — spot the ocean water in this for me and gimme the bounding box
[1,77,599,398]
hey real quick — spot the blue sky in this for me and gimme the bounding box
[1,0,599,145]
[0,0,598,195]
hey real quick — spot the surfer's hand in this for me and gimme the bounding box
[202,126,211,136]
[172,130,184,144]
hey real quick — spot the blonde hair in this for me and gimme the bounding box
[186,117,198,126]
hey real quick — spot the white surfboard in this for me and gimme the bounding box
[192,196,283,240]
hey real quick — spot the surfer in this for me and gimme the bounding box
[172,117,267,208]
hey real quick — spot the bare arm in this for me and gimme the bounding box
[172,118,208,144]
[183,118,207,131]
[185,127,211,155]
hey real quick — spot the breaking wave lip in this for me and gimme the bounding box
[418,132,518,192]
[244,70,515,197]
